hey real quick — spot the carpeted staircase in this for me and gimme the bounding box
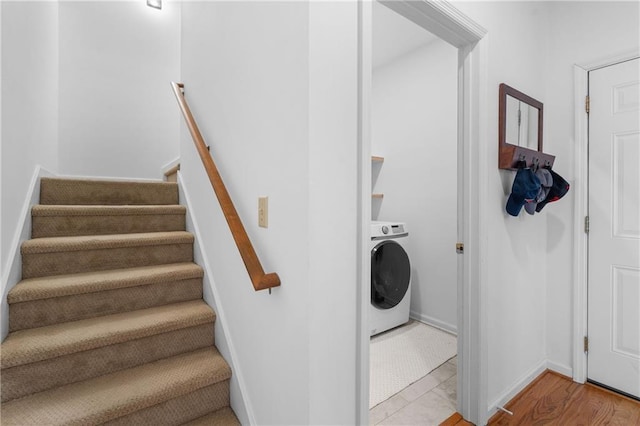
[1,177,240,425]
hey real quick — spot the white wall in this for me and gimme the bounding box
[180,2,311,424]
[1,0,2,277]
[58,1,180,179]
[453,1,639,416]
[372,38,459,333]
[1,1,59,288]
[180,2,361,423]
[454,1,551,412]
[543,1,640,375]
[307,2,359,423]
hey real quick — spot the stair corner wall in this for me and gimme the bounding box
[177,171,253,426]
[1,166,55,342]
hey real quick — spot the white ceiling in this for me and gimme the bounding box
[372,1,438,69]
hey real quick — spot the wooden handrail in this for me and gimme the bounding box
[171,82,281,292]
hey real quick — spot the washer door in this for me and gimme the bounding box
[371,240,411,309]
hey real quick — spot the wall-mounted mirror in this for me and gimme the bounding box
[505,94,540,151]
[499,83,554,170]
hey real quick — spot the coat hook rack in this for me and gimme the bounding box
[498,83,556,170]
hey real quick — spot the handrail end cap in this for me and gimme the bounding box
[256,273,281,291]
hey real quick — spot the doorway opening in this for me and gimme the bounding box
[356,1,487,424]
[368,2,459,423]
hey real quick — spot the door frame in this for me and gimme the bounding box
[572,51,640,384]
[356,1,488,424]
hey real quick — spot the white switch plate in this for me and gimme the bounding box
[258,197,268,228]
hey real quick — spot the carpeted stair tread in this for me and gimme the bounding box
[103,382,230,426]
[31,205,187,238]
[1,325,214,402]
[21,232,194,279]
[8,262,203,303]
[40,177,178,205]
[21,231,194,254]
[32,204,187,216]
[182,407,241,426]
[8,277,204,332]
[1,300,214,369]
[0,347,231,426]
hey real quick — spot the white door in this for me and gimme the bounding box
[588,57,640,399]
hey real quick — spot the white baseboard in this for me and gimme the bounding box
[487,359,547,421]
[410,310,457,336]
[546,360,573,379]
[486,359,573,421]
[1,166,55,341]
[177,172,254,426]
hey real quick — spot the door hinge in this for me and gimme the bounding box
[456,243,464,254]
[584,216,590,234]
[584,336,589,353]
[585,95,590,114]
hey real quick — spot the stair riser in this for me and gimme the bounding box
[103,381,230,426]
[22,244,193,279]
[1,324,214,402]
[9,278,203,332]
[183,408,240,426]
[40,179,178,205]
[32,214,186,238]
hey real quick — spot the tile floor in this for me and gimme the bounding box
[370,356,457,425]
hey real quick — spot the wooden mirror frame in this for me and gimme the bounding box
[498,83,555,170]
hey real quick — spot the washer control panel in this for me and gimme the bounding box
[371,221,408,239]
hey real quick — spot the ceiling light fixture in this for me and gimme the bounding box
[147,0,162,10]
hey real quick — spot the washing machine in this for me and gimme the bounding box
[370,221,411,336]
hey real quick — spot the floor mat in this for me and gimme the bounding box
[369,321,456,408]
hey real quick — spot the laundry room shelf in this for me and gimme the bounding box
[372,156,384,200]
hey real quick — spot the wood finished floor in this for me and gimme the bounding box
[442,370,640,425]
[440,412,473,425]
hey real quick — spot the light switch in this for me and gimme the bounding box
[258,197,268,228]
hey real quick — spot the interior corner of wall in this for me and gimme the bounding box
[486,358,547,423]
[546,359,572,379]
[1,165,56,342]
